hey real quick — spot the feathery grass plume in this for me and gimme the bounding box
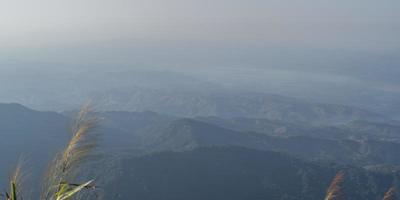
[11,163,22,194]
[324,170,345,200]
[382,187,396,200]
[41,104,99,200]
[4,161,22,200]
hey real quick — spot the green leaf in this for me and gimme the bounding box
[56,180,93,200]
[10,182,17,200]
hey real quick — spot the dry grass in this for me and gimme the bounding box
[382,187,396,200]
[41,104,98,200]
[1,104,100,200]
[3,161,23,200]
[324,170,345,200]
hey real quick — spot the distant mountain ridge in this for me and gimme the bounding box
[0,69,392,124]
[1,103,399,167]
[195,116,400,142]
[89,89,390,125]
[130,117,400,166]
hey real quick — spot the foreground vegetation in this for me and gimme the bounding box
[324,171,396,200]
[2,105,98,200]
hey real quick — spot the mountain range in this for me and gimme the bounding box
[0,103,399,199]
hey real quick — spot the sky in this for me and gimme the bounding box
[0,0,399,50]
[0,0,399,116]
[0,0,399,98]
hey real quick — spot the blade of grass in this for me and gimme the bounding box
[55,180,93,200]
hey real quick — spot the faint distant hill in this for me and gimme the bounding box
[0,69,391,125]
[108,146,395,200]
[195,116,400,142]
[93,89,389,125]
[344,120,400,142]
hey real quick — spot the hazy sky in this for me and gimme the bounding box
[0,0,399,93]
[0,0,399,50]
[0,0,399,114]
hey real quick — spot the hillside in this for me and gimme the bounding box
[0,103,70,190]
[108,147,396,200]
[128,118,400,166]
[196,116,400,142]
[1,103,399,199]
